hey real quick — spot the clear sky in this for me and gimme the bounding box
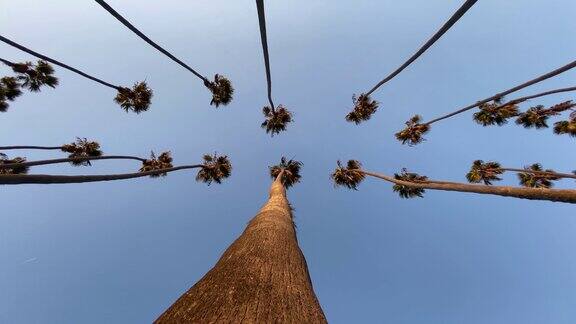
[1,0,576,323]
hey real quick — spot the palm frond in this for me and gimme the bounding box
[345,94,378,124]
[205,74,234,107]
[473,101,519,126]
[269,156,302,189]
[261,105,293,136]
[195,153,232,185]
[331,160,365,190]
[395,115,430,145]
[517,163,560,188]
[466,160,503,185]
[139,151,173,177]
[393,168,427,198]
[1,77,22,101]
[114,81,153,113]
[12,60,58,92]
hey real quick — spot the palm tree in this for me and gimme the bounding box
[155,157,327,323]
[394,115,430,146]
[0,35,153,113]
[256,0,293,135]
[399,59,576,144]
[472,101,519,126]
[516,101,576,129]
[553,111,576,137]
[94,0,233,107]
[346,0,478,123]
[331,160,576,204]
[0,138,103,165]
[0,152,231,185]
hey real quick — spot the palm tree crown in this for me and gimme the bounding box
[114,81,153,113]
[473,100,519,126]
[518,163,560,189]
[60,138,103,166]
[269,157,302,189]
[395,115,430,145]
[345,94,379,124]
[11,60,58,92]
[331,160,365,190]
[139,151,174,177]
[393,168,428,198]
[0,153,29,175]
[195,154,232,185]
[466,160,503,185]
[261,105,293,136]
[204,74,234,107]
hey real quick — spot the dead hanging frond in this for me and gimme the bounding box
[269,157,302,189]
[345,94,378,124]
[11,60,58,92]
[139,151,173,177]
[114,81,153,113]
[204,74,234,107]
[195,153,232,185]
[393,168,428,198]
[553,111,576,137]
[395,115,430,146]
[518,163,560,189]
[516,101,576,129]
[61,138,103,166]
[261,105,293,136]
[473,101,519,126]
[466,160,503,185]
[0,155,29,175]
[331,160,365,190]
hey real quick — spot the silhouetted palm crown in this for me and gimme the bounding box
[395,115,430,145]
[473,100,519,126]
[331,160,365,190]
[11,60,58,92]
[261,105,293,136]
[0,76,23,112]
[393,168,428,198]
[345,94,378,124]
[196,154,232,185]
[114,81,153,113]
[60,138,103,166]
[516,101,575,129]
[204,74,234,107]
[466,160,503,185]
[269,157,302,189]
[140,151,173,177]
[0,153,28,175]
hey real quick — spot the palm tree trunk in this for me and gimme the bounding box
[155,171,327,323]
[0,145,62,150]
[0,165,201,184]
[255,0,276,112]
[361,170,576,204]
[0,155,146,170]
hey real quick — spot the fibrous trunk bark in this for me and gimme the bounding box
[155,176,327,323]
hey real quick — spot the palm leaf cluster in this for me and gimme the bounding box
[269,157,302,189]
[0,77,23,112]
[473,101,519,126]
[140,151,173,177]
[114,81,153,113]
[518,163,560,188]
[345,94,378,124]
[204,74,234,107]
[0,153,29,175]
[466,160,503,185]
[10,60,58,92]
[516,101,576,129]
[196,153,232,185]
[395,115,430,145]
[553,111,576,137]
[393,168,428,198]
[60,138,103,166]
[261,105,292,136]
[331,160,365,190]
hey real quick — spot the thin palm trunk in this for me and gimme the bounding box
[0,57,16,67]
[0,145,62,150]
[0,165,201,185]
[425,60,576,125]
[0,35,120,90]
[94,0,208,83]
[498,86,576,107]
[256,0,276,112]
[500,167,576,180]
[360,170,576,204]
[0,155,146,169]
[155,170,327,323]
[365,0,478,96]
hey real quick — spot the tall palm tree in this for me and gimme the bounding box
[94,0,234,108]
[0,35,153,113]
[396,60,576,144]
[331,160,576,204]
[0,152,231,185]
[155,157,327,323]
[256,0,293,136]
[346,0,478,124]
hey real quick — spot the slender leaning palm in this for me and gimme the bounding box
[94,0,233,108]
[0,35,153,113]
[155,157,327,323]
[347,0,478,123]
[255,0,293,135]
[332,160,576,204]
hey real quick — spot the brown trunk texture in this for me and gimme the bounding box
[155,178,327,323]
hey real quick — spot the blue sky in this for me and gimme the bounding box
[1,0,576,323]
